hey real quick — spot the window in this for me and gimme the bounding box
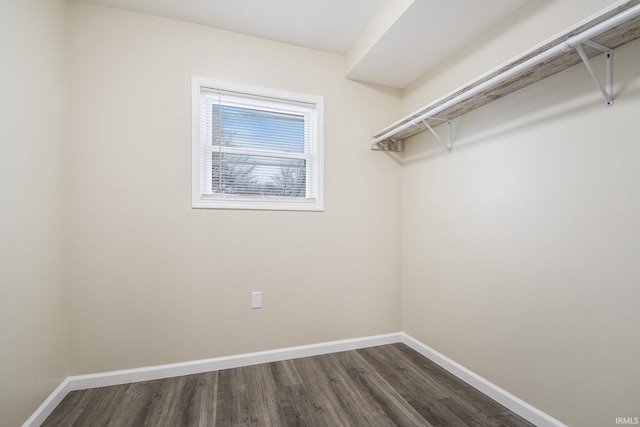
[192,76,324,211]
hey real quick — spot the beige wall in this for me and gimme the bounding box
[0,1,69,425]
[68,2,402,375]
[400,1,640,426]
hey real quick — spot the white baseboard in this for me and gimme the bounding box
[68,333,402,391]
[21,378,70,427]
[25,332,565,427]
[400,333,567,427]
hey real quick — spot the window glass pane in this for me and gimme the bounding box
[213,105,306,154]
[193,76,323,210]
[211,152,307,198]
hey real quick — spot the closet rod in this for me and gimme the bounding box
[372,2,640,146]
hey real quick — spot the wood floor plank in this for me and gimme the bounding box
[266,362,305,425]
[497,410,539,427]
[243,363,285,427]
[359,343,533,427]
[357,344,467,426]
[43,344,536,427]
[269,356,349,426]
[42,383,127,427]
[215,366,250,426]
[303,353,390,426]
[142,376,185,426]
[215,364,283,426]
[152,373,217,427]
[184,372,217,427]
[357,345,451,401]
[329,351,433,426]
[196,371,219,427]
[40,387,91,427]
[278,359,303,386]
[107,380,163,427]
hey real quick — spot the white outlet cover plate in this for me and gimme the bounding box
[251,292,262,309]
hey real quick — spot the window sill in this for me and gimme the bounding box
[192,196,324,212]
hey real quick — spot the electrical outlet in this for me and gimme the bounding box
[251,291,262,309]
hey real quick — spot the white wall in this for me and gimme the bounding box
[68,2,402,375]
[400,1,640,425]
[0,1,69,425]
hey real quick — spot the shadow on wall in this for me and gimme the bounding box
[389,34,640,166]
[393,81,640,166]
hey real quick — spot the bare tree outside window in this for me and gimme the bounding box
[211,153,260,195]
[267,164,306,197]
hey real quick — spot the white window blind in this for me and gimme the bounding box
[192,77,324,211]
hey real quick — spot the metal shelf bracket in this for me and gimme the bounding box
[575,41,614,106]
[422,119,453,153]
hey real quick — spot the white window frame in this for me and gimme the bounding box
[191,76,324,211]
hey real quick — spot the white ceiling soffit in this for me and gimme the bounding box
[78,0,385,54]
[346,0,529,88]
[78,0,529,88]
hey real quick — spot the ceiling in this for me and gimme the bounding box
[78,0,528,88]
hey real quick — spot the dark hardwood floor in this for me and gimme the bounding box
[43,343,534,426]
